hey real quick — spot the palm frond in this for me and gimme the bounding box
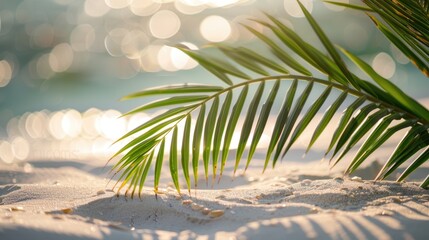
[112,2,429,196]
[247,80,280,170]
[235,81,265,173]
[264,79,297,171]
[330,0,429,77]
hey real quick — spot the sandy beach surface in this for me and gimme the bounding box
[1,153,428,240]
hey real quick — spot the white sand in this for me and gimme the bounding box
[1,156,428,240]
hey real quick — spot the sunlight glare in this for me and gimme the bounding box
[62,109,82,138]
[158,45,179,72]
[171,42,198,70]
[49,43,74,72]
[149,10,181,39]
[11,137,30,161]
[82,108,102,139]
[25,111,49,139]
[372,52,396,79]
[49,111,66,139]
[0,60,12,87]
[200,15,231,42]
[97,110,127,140]
[0,141,14,163]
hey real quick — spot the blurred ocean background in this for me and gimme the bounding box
[1,0,428,165]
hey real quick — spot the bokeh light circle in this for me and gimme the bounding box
[372,52,396,79]
[171,42,198,70]
[49,43,74,73]
[200,15,231,42]
[149,10,181,39]
[0,60,13,87]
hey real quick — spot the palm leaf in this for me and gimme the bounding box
[397,147,429,182]
[340,47,429,121]
[220,86,248,176]
[243,25,311,76]
[170,127,180,194]
[338,0,429,77]
[192,104,205,187]
[330,103,380,161]
[299,1,361,90]
[218,45,270,76]
[325,96,367,157]
[233,47,289,74]
[306,90,348,153]
[235,82,265,174]
[111,4,429,196]
[122,84,224,100]
[421,175,429,189]
[324,1,373,11]
[264,79,297,171]
[276,80,314,161]
[138,152,153,198]
[212,91,232,180]
[246,80,280,170]
[284,85,332,154]
[345,120,415,174]
[181,115,192,193]
[179,48,250,83]
[376,125,429,180]
[154,140,165,193]
[366,15,429,76]
[203,97,219,182]
[332,108,390,166]
[346,113,402,169]
[123,95,208,116]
